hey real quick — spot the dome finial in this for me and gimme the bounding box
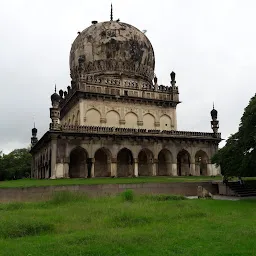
[213,102,215,109]
[110,3,113,21]
[54,84,57,93]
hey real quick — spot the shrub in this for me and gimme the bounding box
[121,190,134,202]
[0,220,54,238]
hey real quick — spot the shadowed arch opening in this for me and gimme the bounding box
[195,150,209,176]
[138,149,154,176]
[177,150,191,176]
[69,147,88,178]
[94,148,112,177]
[158,149,173,176]
[117,148,134,177]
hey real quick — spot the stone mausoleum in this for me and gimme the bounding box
[30,10,221,179]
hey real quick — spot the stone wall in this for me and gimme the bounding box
[0,182,218,203]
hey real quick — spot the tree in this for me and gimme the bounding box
[212,94,256,177]
[0,148,32,181]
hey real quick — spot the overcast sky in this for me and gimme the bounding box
[0,0,255,153]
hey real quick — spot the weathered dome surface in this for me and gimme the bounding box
[70,21,155,83]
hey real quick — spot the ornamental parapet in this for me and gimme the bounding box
[60,125,221,139]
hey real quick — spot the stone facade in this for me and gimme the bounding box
[30,18,221,179]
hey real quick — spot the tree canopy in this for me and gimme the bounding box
[0,148,31,181]
[212,94,256,177]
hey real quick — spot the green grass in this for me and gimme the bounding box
[0,191,255,255]
[0,176,222,188]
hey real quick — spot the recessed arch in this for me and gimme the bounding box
[85,108,101,126]
[106,110,120,127]
[125,112,138,128]
[158,149,173,176]
[177,149,191,176]
[138,148,154,176]
[117,148,134,177]
[195,150,209,176]
[143,113,155,129]
[94,147,112,177]
[160,114,172,130]
[69,147,88,178]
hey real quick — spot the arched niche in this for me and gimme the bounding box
[85,108,101,126]
[125,112,138,128]
[94,148,112,177]
[143,114,155,129]
[69,147,88,178]
[117,148,134,177]
[106,110,120,127]
[138,148,154,176]
[195,150,209,176]
[177,149,191,176]
[160,115,172,130]
[158,149,173,176]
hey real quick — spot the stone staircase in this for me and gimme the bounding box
[227,182,256,197]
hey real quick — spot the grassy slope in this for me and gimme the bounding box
[0,176,222,188]
[0,192,255,256]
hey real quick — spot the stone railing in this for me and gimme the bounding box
[60,125,221,139]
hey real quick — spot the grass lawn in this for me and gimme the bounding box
[0,176,222,188]
[0,191,255,256]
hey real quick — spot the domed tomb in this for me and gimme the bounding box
[70,21,155,83]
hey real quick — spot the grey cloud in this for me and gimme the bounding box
[0,0,255,152]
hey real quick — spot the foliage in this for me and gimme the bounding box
[121,189,134,201]
[0,194,256,255]
[212,94,256,177]
[0,148,32,181]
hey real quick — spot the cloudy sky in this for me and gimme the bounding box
[0,0,255,153]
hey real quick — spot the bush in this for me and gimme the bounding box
[0,220,54,238]
[121,190,134,202]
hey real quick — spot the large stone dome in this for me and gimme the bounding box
[70,21,155,83]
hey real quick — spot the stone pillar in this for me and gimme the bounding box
[111,158,117,177]
[63,158,70,178]
[152,159,157,176]
[90,158,95,178]
[79,99,84,125]
[134,158,138,177]
[50,135,58,179]
[207,164,213,176]
[190,163,196,176]
[171,163,178,176]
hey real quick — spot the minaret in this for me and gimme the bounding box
[211,103,219,136]
[31,123,38,147]
[50,85,61,130]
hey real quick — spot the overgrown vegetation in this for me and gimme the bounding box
[0,148,31,181]
[212,94,256,177]
[0,191,255,255]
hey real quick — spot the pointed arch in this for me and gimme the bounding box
[177,149,191,176]
[138,148,154,176]
[106,110,120,126]
[195,150,209,176]
[158,149,173,176]
[117,148,134,177]
[125,112,138,128]
[85,108,101,126]
[143,113,155,129]
[69,147,88,178]
[160,114,172,130]
[94,147,112,177]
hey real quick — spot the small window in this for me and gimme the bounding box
[124,90,128,96]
